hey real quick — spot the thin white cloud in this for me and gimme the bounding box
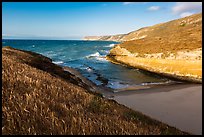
[2,34,8,36]
[148,6,160,11]
[123,2,148,5]
[180,12,194,18]
[123,2,134,5]
[172,2,202,17]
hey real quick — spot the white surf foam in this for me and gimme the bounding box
[86,52,100,58]
[108,81,129,89]
[104,43,115,47]
[95,56,107,62]
[85,67,93,72]
[141,80,176,86]
[100,50,109,54]
[86,52,107,62]
[52,61,64,65]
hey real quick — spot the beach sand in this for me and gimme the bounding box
[112,84,202,135]
[63,66,202,134]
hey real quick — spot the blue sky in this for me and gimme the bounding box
[2,2,202,40]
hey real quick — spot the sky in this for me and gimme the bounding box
[2,2,202,40]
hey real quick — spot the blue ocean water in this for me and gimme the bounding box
[2,39,173,89]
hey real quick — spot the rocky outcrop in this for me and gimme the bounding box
[107,13,202,83]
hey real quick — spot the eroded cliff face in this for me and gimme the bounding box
[107,13,202,83]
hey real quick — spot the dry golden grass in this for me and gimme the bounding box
[119,13,202,55]
[2,47,188,135]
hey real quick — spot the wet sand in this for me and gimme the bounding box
[113,84,202,135]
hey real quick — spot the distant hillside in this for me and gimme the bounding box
[84,34,125,42]
[2,47,187,135]
[116,13,202,54]
[107,13,202,83]
[84,13,202,43]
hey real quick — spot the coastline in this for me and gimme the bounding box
[106,54,202,84]
[62,66,114,97]
[3,4,202,135]
[2,46,198,135]
[62,64,202,135]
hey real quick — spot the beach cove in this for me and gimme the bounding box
[2,38,202,135]
[2,46,190,135]
[2,2,202,135]
[64,64,202,135]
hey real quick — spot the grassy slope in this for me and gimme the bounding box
[119,13,202,55]
[2,47,188,135]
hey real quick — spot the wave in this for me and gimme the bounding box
[95,56,107,62]
[108,81,128,89]
[85,52,107,62]
[96,57,107,62]
[86,52,100,58]
[44,51,59,58]
[100,50,109,54]
[85,67,93,72]
[104,43,115,47]
[141,80,179,86]
[52,61,64,65]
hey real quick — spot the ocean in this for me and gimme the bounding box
[2,39,174,90]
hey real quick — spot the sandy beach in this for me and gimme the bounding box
[63,66,202,134]
[112,84,202,135]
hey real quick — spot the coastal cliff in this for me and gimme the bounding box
[107,13,202,83]
[2,47,187,135]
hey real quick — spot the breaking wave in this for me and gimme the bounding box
[85,52,107,62]
[86,52,100,58]
[52,61,64,65]
[104,43,115,47]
